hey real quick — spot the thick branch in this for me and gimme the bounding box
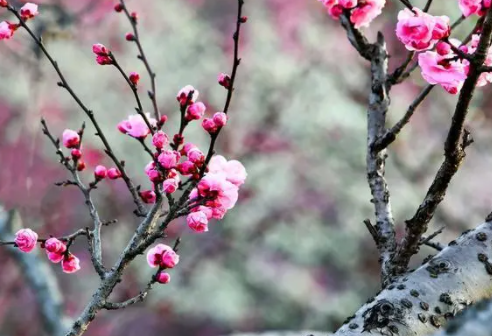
[393,8,492,275]
[331,221,492,336]
[433,299,492,336]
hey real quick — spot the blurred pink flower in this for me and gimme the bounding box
[15,228,38,252]
[187,211,209,233]
[117,113,157,139]
[45,238,66,254]
[62,129,80,148]
[147,244,179,268]
[209,155,247,187]
[62,254,81,273]
[20,3,39,20]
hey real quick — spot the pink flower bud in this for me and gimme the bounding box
[0,21,14,40]
[62,254,81,274]
[94,165,107,179]
[71,148,82,159]
[15,228,38,252]
[114,3,124,12]
[213,112,227,127]
[201,118,217,134]
[45,238,67,254]
[62,129,80,148]
[177,160,196,175]
[147,244,179,268]
[158,150,180,169]
[152,131,169,149]
[187,148,204,164]
[96,55,113,65]
[186,102,206,120]
[125,32,135,41]
[129,72,140,86]
[436,42,451,56]
[20,3,38,20]
[176,85,199,106]
[163,178,179,194]
[131,11,138,22]
[240,16,248,23]
[187,211,209,233]
[156,272,171,284]
[107,168,121,179]
[218,73,231,88]
[140,190,156,204]
[77,160,86,171]
[0,1,8,8]
[158,115,168,127]
[47,252,64,263]
[92,43,109,56]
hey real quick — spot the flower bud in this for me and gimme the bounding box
[156,272,171,284]
[94,165,107,179]
[107,168,122,180]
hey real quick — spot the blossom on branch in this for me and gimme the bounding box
[14,228,38,253]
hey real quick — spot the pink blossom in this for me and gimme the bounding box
[62,129,80,148]
[147,244,179,268]
[92,43,109,56]
[96,55,113,65]
[177,160,196,175]
[187,148,204,164]
[186,102,206,120]
[156,272,171,284]
[213,112,228,127]
[20,3,38,20]
[177,85,199,106]
[163,177,179,194]
[187,211,209,233]
[209,155,247,187]
[45,238,66,254]
[418,51,468,94]
[107,168,121,179]
[350,0,386,29]
[202,118,217,133]
[152,131,169,149]
[218,73,231,88]
[0,21,13,40]
[47,252,64,263]
[114,3,124,12]
[0,1,7,8]
[459,0,484,17]
[144,161,163,183]
[339,0,357,8]
[129,72,140,86]
[158,150,180,169]
[77,160,86,171]
[71,148,82,159]
[396,8,449,51]
[436,41,451,55]
[140,190,156,204]
[94,165,107,179]
[117,113,157,139]
[197,173,239,210]
[62,254,81,273]
[15,228,38,253]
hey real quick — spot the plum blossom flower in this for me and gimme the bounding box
[163,177,179,194]
[213,112,228,127]
[94,165,107,179]
[218,73,231,88]
[47,252,64,263]
[0,21,14,40]
[177,85,199,106]
[209,155,247,187]
[15,228,38,252]
[396,8,450,51]
[152,131,169,149]
[20,3,38,20]
[147,244,180,268]
[117,113,157,139]
[45,238,66,254]
[62,254,81,273]
[62,129,80,148]
[350,0,386,28]
[129,72,140,86]
[459,0,490,17]
[197,173,239,210]
[186,102,206,120]
[107,168,121,179]
[418,50,468,94]
[187,211,209,233]
[140,190,156,204]
[158,150,180,169]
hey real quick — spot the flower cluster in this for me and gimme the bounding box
[317,0,386,28]
[146,244,179,284]
[459,0,491,17]
[14,230,81,273]
[417,35,492,94]
[0,3,38,40]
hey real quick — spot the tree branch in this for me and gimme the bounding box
[393,8,492,275]
[331,220,492,336]
[433,299,492,336]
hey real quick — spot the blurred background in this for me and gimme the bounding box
[1,0,492,335]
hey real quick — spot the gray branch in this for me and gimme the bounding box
[0,207,71,336]
[433,299,492,336]
[330,220,492,336]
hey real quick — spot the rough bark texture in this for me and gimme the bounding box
[331,221,492,336]
[433,299,492,336]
